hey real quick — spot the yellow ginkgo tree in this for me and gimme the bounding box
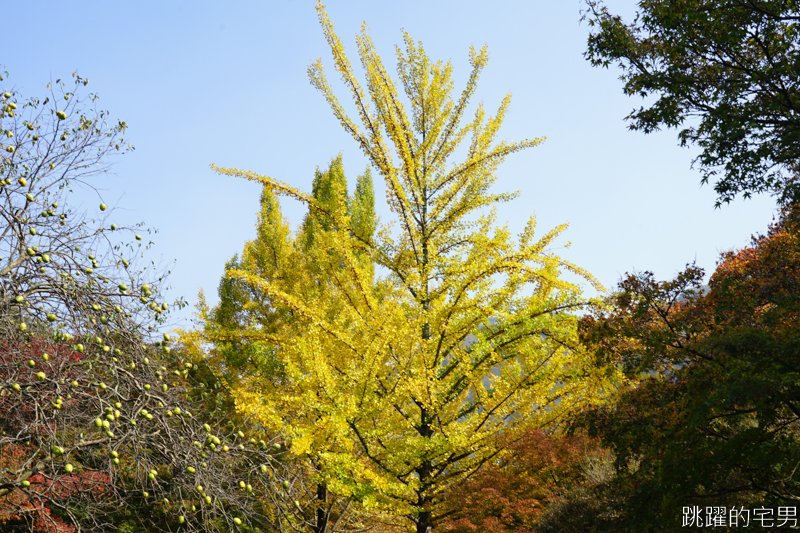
[207,3,618,532]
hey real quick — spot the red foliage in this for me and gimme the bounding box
[0,339,108,533]
[0,339,92,434]
[439,430,602,533]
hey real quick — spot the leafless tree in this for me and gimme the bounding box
[0,70,296,533]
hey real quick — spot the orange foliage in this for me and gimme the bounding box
[439,430,602,533]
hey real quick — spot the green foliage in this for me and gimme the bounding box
[583,0,800,206]
[577,204,800,530]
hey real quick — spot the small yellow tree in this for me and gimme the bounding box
[209,3,616,531]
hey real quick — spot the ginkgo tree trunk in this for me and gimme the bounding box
[209,3,618,532]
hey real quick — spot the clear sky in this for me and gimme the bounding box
[4,0,778,329]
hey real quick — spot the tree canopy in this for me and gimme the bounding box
[577,203,800,530]
[206,3,618,532]
[583,0,800,206]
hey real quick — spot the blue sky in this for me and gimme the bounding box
[4,1,778,328]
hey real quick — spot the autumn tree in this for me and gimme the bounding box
[198,155,376,391]
[577,203,800,530]
[582,0,800,206]
[438,429,612,533]
[188,155,380,533]
[207,4,617,532]
[0,71,290,532]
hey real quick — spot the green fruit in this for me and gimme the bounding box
[26,123,34,131]
[142,491,149,498]
[234,517,242,525]
[11,383,20,392]
[203,424,211,432]
[238,431,245,438]
[102,420,110,429]
[260,464,268,473]
[113,457,120,464]
[18,323,27,331]
[135,234,142,241]
[144,384,150,390]
[186,466,195,473]
[76,344,84,352]
[36,372,46,381]
[282,480,290,489]
[95,418,103,427]
[17,177,27,186]
[51,446,64,455]
[99,203,107,211]
[64,463,73,473]
[178,516,185,524]
[46,313,57,322]
[26,247,35,256]
[99,382,107,390]
[56,111,66,120]
[196,485,203,492]
[27,360,35,368]
[173,407,181,415]
[118,284,127,291]
[21,480,30,487]
[110,223,117,230]
[162,384,168,392]
[239,480,246,489]
[3,92,10,98]
[111,451,119,458]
